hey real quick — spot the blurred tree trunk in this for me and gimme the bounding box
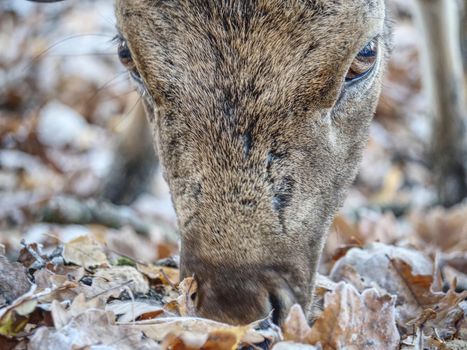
[413,0,467,207]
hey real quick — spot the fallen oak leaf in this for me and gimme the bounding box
[62,235,109,269]
[161,332,207,350]
[306,282,400,350]
[137,263,180,287]
[202,329,243,350]
[107,299,164,323]
[125,316,275,346]
[388,258,467,338]
[282,304,311,344]
[29,308,160,350]
[92,265,150,296]
[330,243,434,298]
[161,328,246,350]
[51,293,105,329]
[388,257,440,308]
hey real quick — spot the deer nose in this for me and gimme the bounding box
[193,271,296,325]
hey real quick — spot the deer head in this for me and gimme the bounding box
[30,0,391,325]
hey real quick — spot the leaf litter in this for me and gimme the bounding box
[1,1,466,349]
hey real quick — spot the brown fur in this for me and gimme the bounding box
[109,0,391,325]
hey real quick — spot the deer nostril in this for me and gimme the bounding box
[268,292,283,325]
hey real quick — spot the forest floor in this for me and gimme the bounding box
[0,1,466,349]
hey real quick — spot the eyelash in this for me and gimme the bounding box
[345,37,380,85]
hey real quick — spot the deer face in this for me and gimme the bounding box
[114,0,389,325]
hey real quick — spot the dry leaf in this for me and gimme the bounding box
[272,342,319,350]
[106,299,164,323]
[0,287,38,337]
[330,243,433,297]
[51,293,105,329]
[29,309,160,350]
[307,283,399,350]
[62,235,109,269]
[128,316,271,346]
[137,263,180,286]
[283,304,311,343]
[177,277,198,317]
[93,265,150,296]
[391,259,467,339]
[411,205,467,252]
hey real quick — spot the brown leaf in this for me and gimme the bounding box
[177,277,198,317]
[411,205,467,252]
[137,263,180,287]
[389,259,467,339]
[129,316,271,347]
[306,283,400,350]
[202,329,242,350]
[283,304,311,343]
[0,335,21,350]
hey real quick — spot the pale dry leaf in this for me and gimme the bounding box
[272,342,320,350]
[330,243,433,298]
[62,235,109,269]
[29,309,160,350]
[283,304,311,343]
[128,316,268,345]
[177,277,198,317]
[51,293,105,329]
[93,265,150,296]
[107,299,164,323]
[307,283,400,350]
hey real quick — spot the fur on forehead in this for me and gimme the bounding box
[115,0,386,107]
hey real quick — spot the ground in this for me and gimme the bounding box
[0,1,466,349]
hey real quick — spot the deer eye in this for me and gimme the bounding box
[117,40,134,68]
[117,38,142,80]
[345,38,378,84]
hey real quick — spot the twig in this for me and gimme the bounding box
[86,280,135,301]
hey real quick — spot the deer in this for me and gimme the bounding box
[29,0,391,325]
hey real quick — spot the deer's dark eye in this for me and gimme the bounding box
[345,39,378,84]
[118,40,134,69]
[117,38,142,81]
